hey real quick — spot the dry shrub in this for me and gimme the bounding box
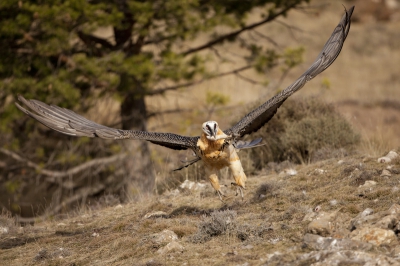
[246,97,360,167]
[252,181,281,202]
[190,210,237,243]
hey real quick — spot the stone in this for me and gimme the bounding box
[114,204,123,209]
[357,181,377,196]
[150,229,178,244]
[350,205,400,232]
[381,169,391,177]
[143,211,168,219]
[315,168,327,174]
[303,233,374,251]
[307,211,338,237]
[263,250,398,266]
[0,226,8,234]
[302,211,317,222]
[350,227,398,246]
[179,179,206,190]
[350,208,379,231]
[157,241,184,254]
[373,214,400,230]
[388,204,400,214]
[378,151,398,163]
[278,168,297,177]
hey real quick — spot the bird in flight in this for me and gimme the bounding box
[16,6,354,202]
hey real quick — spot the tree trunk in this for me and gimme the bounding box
[119,74,156,196]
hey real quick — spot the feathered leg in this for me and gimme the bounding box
[206,167,226,202]
[228,146,247,200]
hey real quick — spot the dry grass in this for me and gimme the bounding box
[2,151,399,265]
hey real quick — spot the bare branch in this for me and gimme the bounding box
[148,65,253,96]
[0,148,127,179]
[234,72,265,85]
[253,30,279,47]
[181,2,300,56]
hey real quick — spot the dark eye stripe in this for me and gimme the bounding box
[214,123,216,132]
[206,124,212,133]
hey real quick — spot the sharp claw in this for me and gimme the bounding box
[231,182,245,200]
[216,190,227,203]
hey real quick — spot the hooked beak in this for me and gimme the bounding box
[207,124,217,139]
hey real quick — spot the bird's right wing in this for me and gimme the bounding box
[225,6,354,139]
[16,95,199,151]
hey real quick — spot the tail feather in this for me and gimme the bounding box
[234,138,264,150]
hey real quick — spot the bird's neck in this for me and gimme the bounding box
[198,130,226,151]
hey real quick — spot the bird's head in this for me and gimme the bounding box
[202,121,219,140]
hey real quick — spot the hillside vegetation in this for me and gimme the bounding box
[1,151,400,265]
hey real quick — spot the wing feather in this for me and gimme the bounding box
[16,95,198,151]
[225,6,354,138]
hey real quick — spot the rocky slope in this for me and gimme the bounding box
[1,151,400,265]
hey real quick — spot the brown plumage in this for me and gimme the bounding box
[15,7,354,201]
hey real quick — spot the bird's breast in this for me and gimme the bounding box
[197,134,230,169]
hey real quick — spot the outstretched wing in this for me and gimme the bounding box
[15,95,199,151]
[225,6,354,138]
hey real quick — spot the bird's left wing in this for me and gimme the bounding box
[224,6,354,139]
[15,95,199,151]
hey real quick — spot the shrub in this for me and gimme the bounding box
[245,97,360,167]
[190,210,237,243]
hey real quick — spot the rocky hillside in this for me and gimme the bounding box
[1,150,400,265]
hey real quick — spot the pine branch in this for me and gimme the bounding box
[181,2,300,56]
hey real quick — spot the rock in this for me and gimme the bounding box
[378,151,398,163]
[307,211,342,237]
[315,168,327,174]
[314,205,322,213]
[150,229,178,245]
[357,181,377,196]
[350,227,398,246]
[114,204,123,209]
[143,211,168,219]
[381,169,391,177]
[389,203,400,214]
[302,211,317,222]
[169,189,180,196]
[157,241,184,254]
[264,250,398,266]
[373,214,400,230]
[278,168,297,177]
[303,233,374,251]
[0,226,8,234]
[350,208,377,230]
[329,200,338,206]
[179,179,206,190]
[350,205,400,232]
[242,244,253,250]
[299,251,398,266]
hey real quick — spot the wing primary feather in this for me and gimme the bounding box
[16,95,199,150]
[224,6,354,138]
